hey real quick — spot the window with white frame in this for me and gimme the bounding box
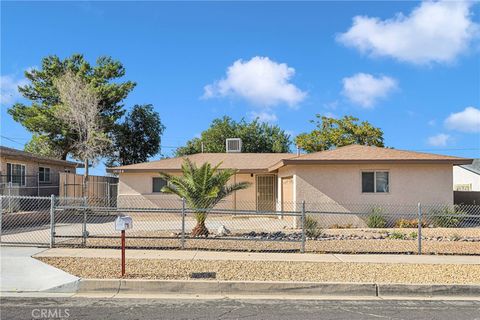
[39,167,51,183]
[7,163,26,186]
[362,171,389,193]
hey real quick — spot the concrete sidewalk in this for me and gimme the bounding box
[35,248,480,265]
[1,247,79,292]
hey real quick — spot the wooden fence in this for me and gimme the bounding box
[59,173,118,205]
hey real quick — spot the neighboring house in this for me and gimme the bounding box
[0,146,78,196]
[108,144,472,213]
[453,159,480,191]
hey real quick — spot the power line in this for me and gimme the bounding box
[0,135,25,146]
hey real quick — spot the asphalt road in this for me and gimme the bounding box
[1,297,480,320]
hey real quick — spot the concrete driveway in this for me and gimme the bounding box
[0,246,79,292]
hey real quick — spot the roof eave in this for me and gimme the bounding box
[107,168,271,174]
[268,158,473,171]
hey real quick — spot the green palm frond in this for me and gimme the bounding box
[159,159,252,214]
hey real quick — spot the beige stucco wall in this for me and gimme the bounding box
[285,163,453,205]
[453,166,480,191]
[117,172,257,210]
[0,156,76,196]
[277,163,454,228]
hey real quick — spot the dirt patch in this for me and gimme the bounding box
[37,257,480,284]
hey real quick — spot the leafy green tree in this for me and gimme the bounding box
[295,115,384,153]
[107,104,165,166]
[24,134,63,158]
[160,159,250,237]
[8,54,135,160]
[175,116,291,156]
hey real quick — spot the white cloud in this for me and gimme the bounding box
[427,133,450,147]
[322,112,337,119]
[342,73,397,108]
[203,56,307,107]
[249,111,278,123]
[0,74,27,105]
[337,1,479,64]
[323,100,339,110]
[444,106,480,133]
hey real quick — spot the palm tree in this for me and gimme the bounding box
[160,159,251,237]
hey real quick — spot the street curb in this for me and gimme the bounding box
[73,279,480,298]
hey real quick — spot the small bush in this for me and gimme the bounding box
[432,206,465,228]
[394,218,427,228]
[305,216,323,238]
[409,231,418,239]
[388,231,406,240]
[367,207,387,228]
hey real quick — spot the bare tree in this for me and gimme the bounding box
[54,71,111,197]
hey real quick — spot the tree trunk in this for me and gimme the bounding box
[83,158,89,198]
[191,221,209,237]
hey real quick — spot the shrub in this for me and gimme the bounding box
[394,218,427,228]
[367,207,387,228]
[409,231,418,239]
[431,206,466,228]
[388,231,406,240]
[305,216,323,238]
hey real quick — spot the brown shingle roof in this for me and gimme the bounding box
[267,145,472,171]
[107,145,472,173]
[108,153,298,173]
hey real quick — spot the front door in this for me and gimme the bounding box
[256,175,276,211]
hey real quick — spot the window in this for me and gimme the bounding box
[39,167,51,183]
[7,163,26,186]
[362,171,389,193]
[152,177,167,193]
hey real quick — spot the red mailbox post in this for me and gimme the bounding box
[115,216,133,277]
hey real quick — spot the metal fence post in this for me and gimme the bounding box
[417,202,422,255]
[0,195,3,243]
[300,200,306,253]
[82,196,87,247]
[181,198,186,249]
[50,194,55,248]
[8,183,11,213]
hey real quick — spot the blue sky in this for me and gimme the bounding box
[1,1,479,175]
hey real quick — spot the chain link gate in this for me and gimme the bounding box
[0,195,52,247]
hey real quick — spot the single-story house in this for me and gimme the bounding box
[453,159,480,191]
[453,159,480,205]
[108,145,472,216]
[0,146,79,196]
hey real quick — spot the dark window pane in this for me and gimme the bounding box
[362,172,374,193]
[7,163,11,183]
[39,167,45,182]
[152,178,167,193]
[376,172,389,193]
[39,167,50,182]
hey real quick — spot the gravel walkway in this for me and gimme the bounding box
[37,257,480,284]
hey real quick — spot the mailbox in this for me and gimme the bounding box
[115,216,133,231]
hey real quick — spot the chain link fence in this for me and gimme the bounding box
[1,195,479,255]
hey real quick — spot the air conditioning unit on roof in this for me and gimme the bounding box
[226,138,242,153]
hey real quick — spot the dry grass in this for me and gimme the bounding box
[38,257,480,284]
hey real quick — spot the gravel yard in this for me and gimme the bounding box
[54,227,480,255]
[37,257,480,284]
